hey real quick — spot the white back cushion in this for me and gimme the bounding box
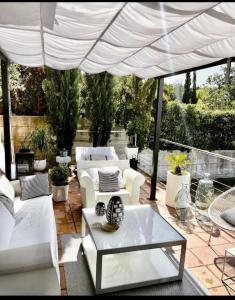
[0,174,15,201]
[0,202,15,250]
[78,159,130,172]
[0,143,5,173]
[76,146,119,161]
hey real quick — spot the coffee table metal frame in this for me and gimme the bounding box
[81,205,186,295]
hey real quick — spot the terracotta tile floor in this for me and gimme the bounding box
[54,171,235,296]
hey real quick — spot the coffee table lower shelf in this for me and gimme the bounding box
[82,235,183,294]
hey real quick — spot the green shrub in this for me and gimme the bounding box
[158,101,235,151]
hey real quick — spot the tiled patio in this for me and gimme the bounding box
[54,170,235,296]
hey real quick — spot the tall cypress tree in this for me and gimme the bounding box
[43,67,80,155]
[182,72,191,104]
[191,71,198,104]
[80,72,115,147]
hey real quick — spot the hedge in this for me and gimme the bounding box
[157,101,235,151]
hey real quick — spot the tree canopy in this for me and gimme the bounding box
[80,72,116,147]
[43,67,80,155]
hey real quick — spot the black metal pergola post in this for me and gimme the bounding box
[225,57,232,84]
[150,77,164,200]
[1,57,12,180]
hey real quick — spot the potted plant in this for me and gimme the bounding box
[49,164,69,202]
[30,127,50,171]
[19,132,32,153]
[165,152,191,208]
[125,134,139,160]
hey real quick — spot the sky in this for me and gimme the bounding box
[164,65,223,87]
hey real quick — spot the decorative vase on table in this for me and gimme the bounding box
[175,183,191,222]
[95,202,106,216]
[195,173,214,222]
[106,196,124,225]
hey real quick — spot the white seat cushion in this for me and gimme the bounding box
[12,196,54,248]
[0,174,15,201]
[95,189,130,204]
[0,203,15,250]
[0,196,57,275]
[0,174,15,215]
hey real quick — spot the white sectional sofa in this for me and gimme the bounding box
[0,180,60,295]
[77,159,145,208]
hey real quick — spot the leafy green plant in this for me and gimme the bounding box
[49,164,69,186]
[20,131,32,150]
[165,152,191,175]
[30,127,51,160]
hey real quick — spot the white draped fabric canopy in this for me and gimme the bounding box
[0,2,234,78]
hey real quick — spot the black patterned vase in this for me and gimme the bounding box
[106,196,124,225]
[95,202,106,216]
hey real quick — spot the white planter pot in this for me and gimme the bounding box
[125,147,139,159]
[34,159,47,171]
[165,170,191,208]
[52,184,69,202]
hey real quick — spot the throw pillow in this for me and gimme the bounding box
[0,174,15,201]
[100,166,125,189]
[0,202,15,250]
[20,173,50,200]
[0,174,15,216]
[86,167,125,191]
[220,206,235,226]
[98,170,120,192]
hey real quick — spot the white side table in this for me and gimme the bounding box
[56,156,71,166]
[221,247,235,293]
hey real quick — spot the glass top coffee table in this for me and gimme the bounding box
[81,204,186,295]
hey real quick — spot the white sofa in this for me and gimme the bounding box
[0,142,16,180]
[76,146,119,167]
[77,160,145,208]
[0,180,60,295]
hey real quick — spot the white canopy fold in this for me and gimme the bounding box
[0,2,234,78]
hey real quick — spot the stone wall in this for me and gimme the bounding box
[0,116,47,159]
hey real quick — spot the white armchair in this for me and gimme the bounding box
[78,160,145,208]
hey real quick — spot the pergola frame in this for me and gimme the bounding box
[149,56,234,200]
[1,51,11,180]
[0,52,234,184]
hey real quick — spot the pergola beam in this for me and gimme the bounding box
[150,77,164,200]
[1,58,12,180]
[158,57,235,80]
